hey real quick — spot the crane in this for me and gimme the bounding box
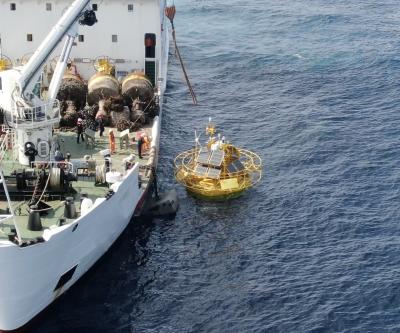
[0,0,97,165]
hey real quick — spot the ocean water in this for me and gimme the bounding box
[32,1,400,332]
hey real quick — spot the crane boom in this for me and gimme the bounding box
[0,0,97,166]
[47,35,75,107]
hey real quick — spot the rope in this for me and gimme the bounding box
[127,93,157,130]
[37,171,51,203]
[165,6,198,105]
[31,169,51,206]
[30,173,42,203]
[172,29,198,105]
[139,93,156,114]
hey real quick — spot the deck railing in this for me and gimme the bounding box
[0,170,21,245]
[8,100,61,129]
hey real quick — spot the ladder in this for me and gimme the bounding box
[0,170,21,244]
[0,128,16,164]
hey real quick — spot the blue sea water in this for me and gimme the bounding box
[32,1,400,332]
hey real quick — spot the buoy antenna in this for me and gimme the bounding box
[194,130,202,150]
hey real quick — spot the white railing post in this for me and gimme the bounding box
[0,170,22,244]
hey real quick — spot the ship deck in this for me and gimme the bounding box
[0,124,154,243]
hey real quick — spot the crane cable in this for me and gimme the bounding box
[165,5,198,105]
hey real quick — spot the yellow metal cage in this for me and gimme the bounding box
[174,144,262,200]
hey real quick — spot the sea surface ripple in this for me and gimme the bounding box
[33,1,400,332]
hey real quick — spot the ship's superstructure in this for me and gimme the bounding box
[0,0,170,331]
[0,0,166,83]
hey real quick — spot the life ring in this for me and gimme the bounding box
[24,141,34,150]
[24,141,38,157]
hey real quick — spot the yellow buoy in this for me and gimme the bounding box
[0,56,12,72]
[174,119,262,200]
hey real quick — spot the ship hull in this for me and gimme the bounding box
[0,1,170,328]
[0,166,142,332]
[0,77,168,332]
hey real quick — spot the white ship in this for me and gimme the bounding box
[0,0,172,331]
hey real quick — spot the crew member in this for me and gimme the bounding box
[108,129,116,154]
[96,115,105,137]
[137,136,143,159]
[143,134,150,151]
[76,118,84,144]
[24,142,38,167]
[54,149,64,162]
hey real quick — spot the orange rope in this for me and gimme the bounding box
[165,6,176,22]
[165,6,198,105]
